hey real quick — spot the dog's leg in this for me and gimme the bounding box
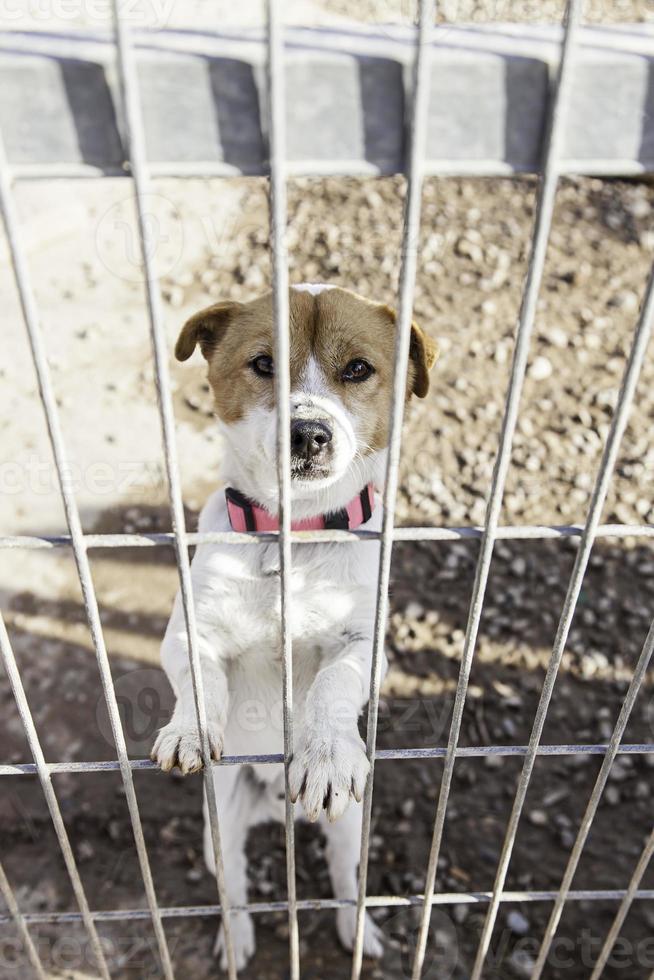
[152,588,229,774]
[319,804,383,959]
[204,765,261,971]
[289,623,385,822]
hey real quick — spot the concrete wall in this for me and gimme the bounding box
[1,24,653,177]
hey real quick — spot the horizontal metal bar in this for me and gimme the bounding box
[0,522,652,551]
[2,889,653,929]
[3,742,653,777]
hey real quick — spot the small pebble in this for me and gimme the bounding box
[164,285,185,308]
[529,356,553,381]
[77,840,94,862]
[399,798,416,819]
[107,820,121,841]
[405,601,425,620]
[605,785,621,806]
[453,905,469,924]
[609,290,639,312]
[507,910,530,936]
[548,325,568,348]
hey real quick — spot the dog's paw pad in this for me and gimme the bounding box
[214,913,255,971]
[151,720,223,775]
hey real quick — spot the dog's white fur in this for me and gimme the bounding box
[153,285,388,968]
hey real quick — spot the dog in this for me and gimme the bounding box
[152,284,438,969]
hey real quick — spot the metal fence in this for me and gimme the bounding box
[1,0,654,978]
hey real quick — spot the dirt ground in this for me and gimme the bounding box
[2,19,654,974]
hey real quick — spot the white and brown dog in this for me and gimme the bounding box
[152,284,437,969]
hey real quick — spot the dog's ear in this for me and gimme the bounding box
[382,306,439,398]
[175,301,240,362]
[409,320,439,398]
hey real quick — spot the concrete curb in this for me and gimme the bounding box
[0,23,653,177]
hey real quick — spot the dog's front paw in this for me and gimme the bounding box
[151,718,223,774]
[337,907,384,959]
[214,912,255,971]
[289,731,370,822]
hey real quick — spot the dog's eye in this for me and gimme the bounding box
[342,359,374,383]
[251,355,274,377]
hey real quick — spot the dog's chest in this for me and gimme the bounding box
[205,541,369,658]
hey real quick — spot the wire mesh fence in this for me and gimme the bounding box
[1,0,654,978]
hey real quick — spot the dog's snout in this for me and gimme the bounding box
[290,419,333,459]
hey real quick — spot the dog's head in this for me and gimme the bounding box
[175,285,438,509]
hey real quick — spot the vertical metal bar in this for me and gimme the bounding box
[265,2,300,977]
[109,3,237,976]
[410,3,581,977]
[589,827,654,980]
[0,132,174,980]
[533,615,654,976]
[471,214,654,978]
[0,614,110,980]
[350,2,434,977]
[0,859,47,980]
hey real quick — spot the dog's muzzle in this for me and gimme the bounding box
[290,419,333,464]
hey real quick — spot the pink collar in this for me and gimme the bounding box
[226,483,375,533]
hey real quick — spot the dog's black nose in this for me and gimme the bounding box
[290,419,333,459]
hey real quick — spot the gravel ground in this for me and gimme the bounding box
[328,0,654,24]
